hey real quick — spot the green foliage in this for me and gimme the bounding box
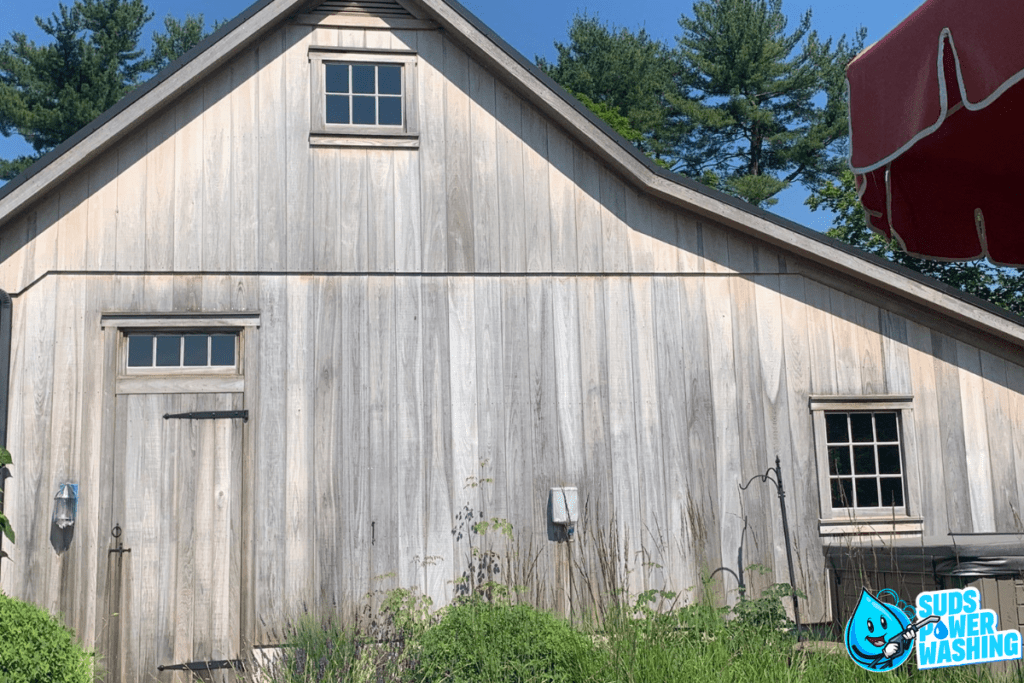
[412,597,606,683]
[675,0,864,206]
[0,0,152,165]
[143,14,224,73]
[0,447,13,551]
[537,14,679,165]
[541,2,864,208]
[0,1,219,180]
[0,593,93,683]
[809,170,1024,316]
[379,586,434,639]
[274,613,364,683]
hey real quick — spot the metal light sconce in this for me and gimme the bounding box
[550,486,579,541]
[53,483,78,530]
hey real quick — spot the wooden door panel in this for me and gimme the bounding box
[108,392,243,683]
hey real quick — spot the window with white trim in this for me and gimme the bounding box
[810,396,922,538]
[309,49,418,144]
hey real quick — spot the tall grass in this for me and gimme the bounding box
[241,505,1024,683]
[243,579,1024,683]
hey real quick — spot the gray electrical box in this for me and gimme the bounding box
[549,487,579,525]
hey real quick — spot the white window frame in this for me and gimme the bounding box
[810,395,923,539]
[309,47,419,147]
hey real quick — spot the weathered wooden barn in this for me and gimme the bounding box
[2,0,1024,679]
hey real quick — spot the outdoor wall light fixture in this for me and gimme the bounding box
[550,486,579,541]
[53,483,78,530]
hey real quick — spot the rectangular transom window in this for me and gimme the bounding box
[126,333,238,370]
[310,48,418,144]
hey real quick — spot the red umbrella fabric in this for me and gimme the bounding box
[846,0,1024,265]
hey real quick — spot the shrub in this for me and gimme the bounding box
[0,593,92,683]
[412,597,606,683]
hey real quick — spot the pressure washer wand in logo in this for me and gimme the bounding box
[881,615,941,661]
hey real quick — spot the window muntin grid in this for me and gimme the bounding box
[325,63,403,126]
[126,333,237,370]
[825,411,904,509]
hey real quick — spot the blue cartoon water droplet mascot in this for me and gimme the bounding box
[844,588,940,672]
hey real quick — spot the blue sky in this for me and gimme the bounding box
[0,0,926,231]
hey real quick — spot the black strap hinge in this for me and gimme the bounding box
[163,410,248,422]
[158,659,244,672]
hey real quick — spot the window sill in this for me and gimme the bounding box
[310,134,419,149]
[116,374,244,395]
[819,516,924,540]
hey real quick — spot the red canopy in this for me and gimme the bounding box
[846,0,1024,265]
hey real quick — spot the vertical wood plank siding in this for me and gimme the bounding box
[3,22,1024,666]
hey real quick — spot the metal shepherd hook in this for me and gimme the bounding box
[740,455,801,641]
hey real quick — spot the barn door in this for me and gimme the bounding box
[104,392,244,682]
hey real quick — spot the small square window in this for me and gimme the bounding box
[310,50,418,143]
[811,396,922,538]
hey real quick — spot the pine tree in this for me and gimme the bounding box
[675,0,864,207]
[0,1,218,180]
[537,14,681,166]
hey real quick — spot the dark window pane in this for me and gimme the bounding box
[853,445,876,474]
[127,335,154,367]
[352,96,375,124]
[875,412,899,442]
[325,64,349,93]
[211,335,235,366]
[378,96,402,125]
[878,445,901,474]
[326,95,350,124]
[352,64,375,93]
[831,478,853,508]
[183,335,208,366]
[828,446,851,475]
[825,413,848,443]
[880,478,904,507]
[856,478,880,507]
[378,65,402,94]
[156,336,181,366]
[850,413,874,442]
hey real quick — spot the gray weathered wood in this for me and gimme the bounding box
[257,29,287,271]
[547,132,577,272]
[115,133,148,271]
[573,150,603,272]
[978,351,1019,532]
[931,331,973,532]
[444,40,474,273]
[394,278,425,592]
[418,31,447,272]
[469,65,499,273]
[202,66,233,271]
[957,340,996,532]
[422,277,453,605]
[521,106,552,273]
[367,151,397,272]
[496,85,526,273]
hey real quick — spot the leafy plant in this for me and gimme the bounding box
[0,593,93,683]
[0,446,14,560]
[412,597,606,683]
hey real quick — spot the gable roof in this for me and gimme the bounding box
[1,0,1022,349]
